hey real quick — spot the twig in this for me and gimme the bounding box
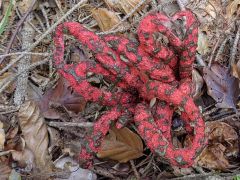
[177,0,186,10]
[208,36,221,67]
[0,58,50,94]
[0,109,18,115]
[0,0,88,76]
[210,112,240,122]
[28,20,42,34]
[0,52,50,59]
[171,171,240,180]
[0,150,13,156]
[54,0,64,15]
[229,23,240,66]
[34,12,46,32]
[92,167,116,179]
[141,155,154,177]
[40,3,50,29]
[196,54,206,66]
[48,121,94,128]
[60,127,85,138]
[0,0,37,64]
[151,0,157,8]
[130,160,141,180]
[202,106,217,117]
[0,105,19,115]
[23,170,71,179]
[14,14,35,106]
[97,0,148,35]
[213,36,232,65]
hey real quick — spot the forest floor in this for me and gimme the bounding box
[0,0,240,179]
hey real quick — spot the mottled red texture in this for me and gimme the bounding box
[53,10,206,167]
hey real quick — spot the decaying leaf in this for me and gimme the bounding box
[4,126,19,151]
[226,0,240,18]
[103,0,143,14]
[18,0,38,13]
[196,143,230,170]
[197,30,209,55]
[39,77,86,119]
[18,101,52,171]
[0,121,5,151]
[97,126,143,163]
[11,148,35,171]
[232,60,240,79]
[91,8,120,31]
[206,121,238,143]
[203,63,240,109]
[196,121,239,170]
[192,69,204,99]
[0,157,11,180]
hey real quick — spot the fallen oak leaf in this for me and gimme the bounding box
[91,8,120,31]
[196,121,239,170]
[203,63,240,109]
[97,126,143,163]
[18,101,52,171]
[196,143,230,170]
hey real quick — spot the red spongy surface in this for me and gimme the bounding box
[53,10,206,167]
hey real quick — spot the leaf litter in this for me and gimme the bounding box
[0,0,240,179]
[203,63,240,109]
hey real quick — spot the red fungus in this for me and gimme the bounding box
[53,10,206,167]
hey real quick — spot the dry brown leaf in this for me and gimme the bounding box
[192,69,204,99]
[103,0,143,14]
[97,126,143,163]
[0,121,5,151]
[4,126,20,151]
[226,0,240,18]
[196,121,239,170]
[39,77,86,119]
[206,121,238,143]
[91,8,120,31]
[196,143,229,170]
[203,63,240,109]
[18,101,52,171]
